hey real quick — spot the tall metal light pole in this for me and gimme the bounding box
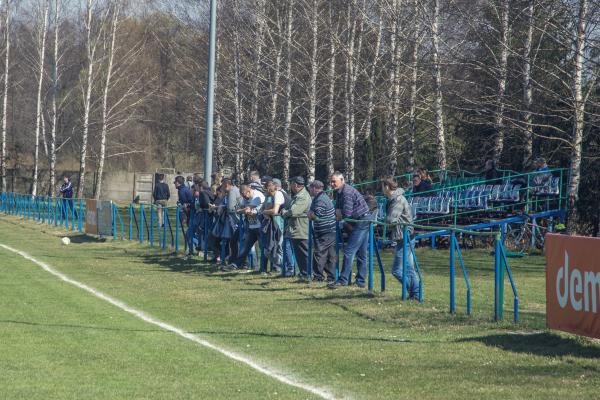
[204,0,217,184]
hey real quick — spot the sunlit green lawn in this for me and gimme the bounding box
[1,215,599,399]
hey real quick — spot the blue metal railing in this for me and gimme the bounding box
[1,191,522,323]
[495,236,519,323]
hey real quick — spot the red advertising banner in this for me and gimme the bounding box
[546,234,600,338]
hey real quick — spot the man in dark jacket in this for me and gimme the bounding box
[153,174,170,227]
[308,180,336,283]
[175,175,193,225]
[329,171,371,289]
[59,176,74,221]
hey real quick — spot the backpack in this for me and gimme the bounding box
[279,189,292,210]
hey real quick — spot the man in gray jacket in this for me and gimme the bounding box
[382,176,420,300]
[281,176,311,279]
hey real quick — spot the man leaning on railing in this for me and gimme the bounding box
[328,171,371,289]
[382,176,420,300]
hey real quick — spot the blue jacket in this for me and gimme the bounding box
[310,191,336,236]
[177,185,193,206]
[60,181,73,198]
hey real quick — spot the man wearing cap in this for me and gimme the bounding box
[328,171,371,288]
[281,176,311,279]
[308,180,337,283]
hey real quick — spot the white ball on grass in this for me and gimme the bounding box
[61,237,71,246]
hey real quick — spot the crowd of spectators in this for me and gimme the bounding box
[162,170,419,294]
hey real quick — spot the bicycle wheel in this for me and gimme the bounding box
[504,223,531,254]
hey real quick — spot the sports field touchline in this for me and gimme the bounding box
[0,243,340,400]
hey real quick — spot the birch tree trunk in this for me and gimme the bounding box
[1,1,9,193]
[385,0,399,175]
[347,9,363,183]
[268,21,282,165]
[49,0,59,195]
[522,0,534,168]
[94,3,119,200]
[360,7,383,143]
[32,0,50,197]
[77,0,97,199]
[389,6,403,176]
[41,110,48,157]
[249,0,265,159]
[306,0,318,182]
[232,0,243,182]
[215,112,223,171]
[431,0,447,171]
[282,0,294,184]
[326,2,335,176]
[343,2,357,182]
[492,0,510,164]
[408,11,420,171]
[567,0,588,233]
[214,38,223,172]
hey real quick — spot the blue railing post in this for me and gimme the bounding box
[59,198,64,226]
[449,231,456,314]
[175,206,180,252]
[55,197,59,226]
[410,240,423,303]
[494,235,501,321]
[162,207,168,249]
[203,210,209,261]
[78,199,83,232]
[112,203,117,239]
[64,199,68,228]
[401,226,409,300]
[453,234,471,316]
[498,241,519,323]
[307,220,313,280]
[368,222,374,292]
[335,221,341,280]
[71,199,75,231]
[150,206,155,247]
[374,240,386,292]
[188,209,195,256]
[140,204,145,243]
[128,204,133,240]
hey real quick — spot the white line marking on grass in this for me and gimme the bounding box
[0,244,339,400]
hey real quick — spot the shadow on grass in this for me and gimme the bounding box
[459,332,600,359]
[190,327,419,344]
[0,319,161,333]
[140,253,218,273]
[67,234,107,244]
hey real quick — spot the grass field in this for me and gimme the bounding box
[1,214,599,399]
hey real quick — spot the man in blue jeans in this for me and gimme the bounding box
[328,172,371,289]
